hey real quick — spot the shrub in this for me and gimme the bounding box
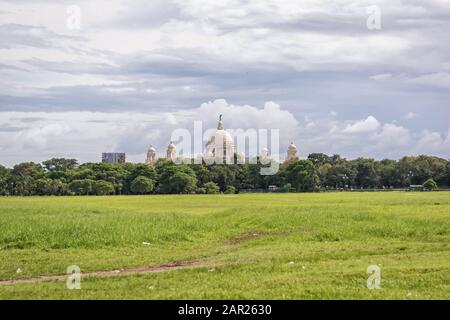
[204,182,220,194]
[130,176,155,194]
[157,165,197,194]
[282,183,292,193]
[92,180,115,195]
[224,186,236,194]
[195,187,206,194]
[423,179,437,191]
[69,179,94,195]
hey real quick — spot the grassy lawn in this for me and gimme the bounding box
[0,192,449,299]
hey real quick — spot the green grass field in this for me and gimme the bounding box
[0,192,449,300]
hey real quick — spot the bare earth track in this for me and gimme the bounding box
[0,260,203,285]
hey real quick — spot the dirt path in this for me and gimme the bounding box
[0,230,266,286]
[0,260,204,285]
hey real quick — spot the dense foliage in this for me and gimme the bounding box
[0,154,449,195]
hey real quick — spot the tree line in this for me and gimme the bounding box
[0,154,449,196]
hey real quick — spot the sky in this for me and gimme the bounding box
[0,0,449,167]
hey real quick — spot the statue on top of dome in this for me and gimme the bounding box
[217,114,224,130]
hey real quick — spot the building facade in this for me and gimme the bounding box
[102,152,126,164]
[145,115,299,165]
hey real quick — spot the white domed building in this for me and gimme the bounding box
[285,142,298,162]
[166,141,176,161]
[145,145,157,165]
[204,115,236,164]
[144,114,299,165]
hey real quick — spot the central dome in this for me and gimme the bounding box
[205,114,235,163]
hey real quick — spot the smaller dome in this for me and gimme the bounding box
[288,142,297,150]
[148,145,156,152]
[237,151,245,162]
[167,141,176,149]
[260,147,269,157]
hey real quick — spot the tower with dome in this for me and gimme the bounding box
[285,142,298,162]
[204,114,236,164]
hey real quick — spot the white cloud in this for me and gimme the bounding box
[407,72,450,88]
[375,123,411,146]
[370,73,392,81]
[404,112,417,119]
[414,129,450,155]
[14,123,72,149]
[102,87,137,94]
[342,116,380,134]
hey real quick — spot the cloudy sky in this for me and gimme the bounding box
[0,0,449,166]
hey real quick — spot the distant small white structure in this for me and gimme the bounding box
[260,147,269,159]
[285,142,298,162]
[236,151,245,164]
[145,145,157,165]
[166,141,176,161]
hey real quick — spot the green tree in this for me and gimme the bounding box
[377,159,400,188]
[192,164,213,187]
[0,165,9,195]
[8,162,45,195]
[42,158,78,171]
[158,163,197,194]
[69,179,94,195]
[447,162,450,187]
[130,176,155,194]
[92,180,115,195]
[282,183,292,192]
[169,172,197,194]
[124,164,157,194]
[423,179,437,191]
[80,162,127,194]
[204,181,220,194]
[224,185,236,194]
[195,187,206,194]
[46,170,72,183]
[70,168,94,180]
[284,160,319,192]
[353,158,379,188]
[317,163,332,186]
[35,178,52,195]
[396,156,446,187]
[48,179,70,196]
[232,164,253,191]
[327,163,356,189]
[307,153,331,165]
[209,165,236,191]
